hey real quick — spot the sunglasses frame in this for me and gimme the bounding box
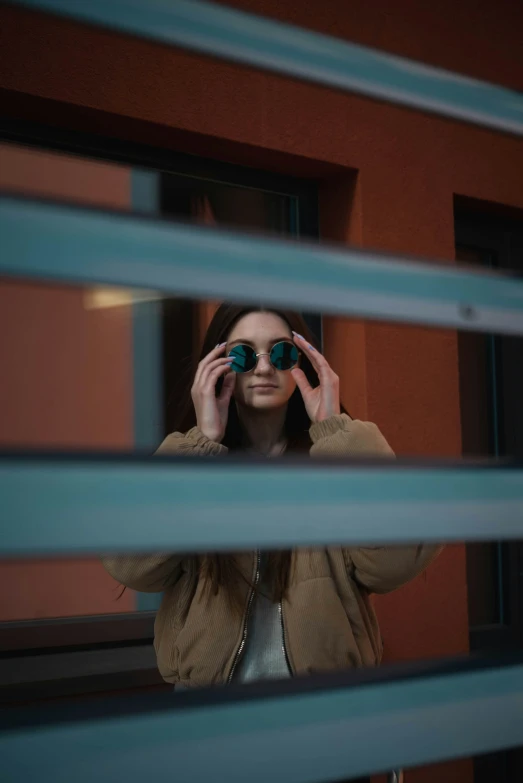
[227,340,301,374]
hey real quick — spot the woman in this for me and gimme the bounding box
[102,304,440,691]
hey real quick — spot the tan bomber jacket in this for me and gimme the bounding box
[102,415,441,687]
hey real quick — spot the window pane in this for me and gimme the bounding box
[465,543,502,627]
[0,143,319,622]
[0,142,140,622]
[158,172,319,442]
[162,173,293,235]
[456,245,503,628]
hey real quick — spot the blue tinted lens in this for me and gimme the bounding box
[270,341,299,370]
[228,344,257,373]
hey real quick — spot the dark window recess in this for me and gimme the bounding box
[455,205,523,783]
[456,243,507,631]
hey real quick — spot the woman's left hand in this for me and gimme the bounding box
[291,333,341,423]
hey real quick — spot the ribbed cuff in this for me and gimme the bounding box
[185,427,228,456]
[309,413,352,443]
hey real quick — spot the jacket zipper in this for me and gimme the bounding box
[227,550,261,683]
[279,600,293,674]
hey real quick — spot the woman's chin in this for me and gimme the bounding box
[245,393,287,410]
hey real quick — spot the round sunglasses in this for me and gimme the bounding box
[227,340,300,374]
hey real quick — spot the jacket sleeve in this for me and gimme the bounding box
[101,553,185,593]
[343,545,442,594]
[155,426,228,457]
[100,427,227,591]
[309,414,442,593]
[309,413,395,459]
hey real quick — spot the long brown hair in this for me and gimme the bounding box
[173,304,326,613]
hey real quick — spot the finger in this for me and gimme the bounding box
[194,342,227,384]
[218,369,236,405]
[194,359,230,394]
[205,361,234,391]
[292,333,333,379]
[194,343,227,385]
[196,355,231,388]
[291,367,313,398]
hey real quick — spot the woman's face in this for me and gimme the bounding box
[226,311,297,411]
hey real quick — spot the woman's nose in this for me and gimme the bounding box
[254,354,274,375]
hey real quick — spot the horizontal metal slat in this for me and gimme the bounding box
[11,0,523,136]
[1,454,523,554]
[2,658,523,782]
[3,195,523,335]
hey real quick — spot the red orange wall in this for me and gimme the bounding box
[1,2,523,780]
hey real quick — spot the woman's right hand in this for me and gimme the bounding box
[191,343,236,443]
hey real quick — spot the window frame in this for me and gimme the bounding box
[0,118,320,700]
[0,117,319,225]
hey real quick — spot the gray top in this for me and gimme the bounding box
[233,553,291,684]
